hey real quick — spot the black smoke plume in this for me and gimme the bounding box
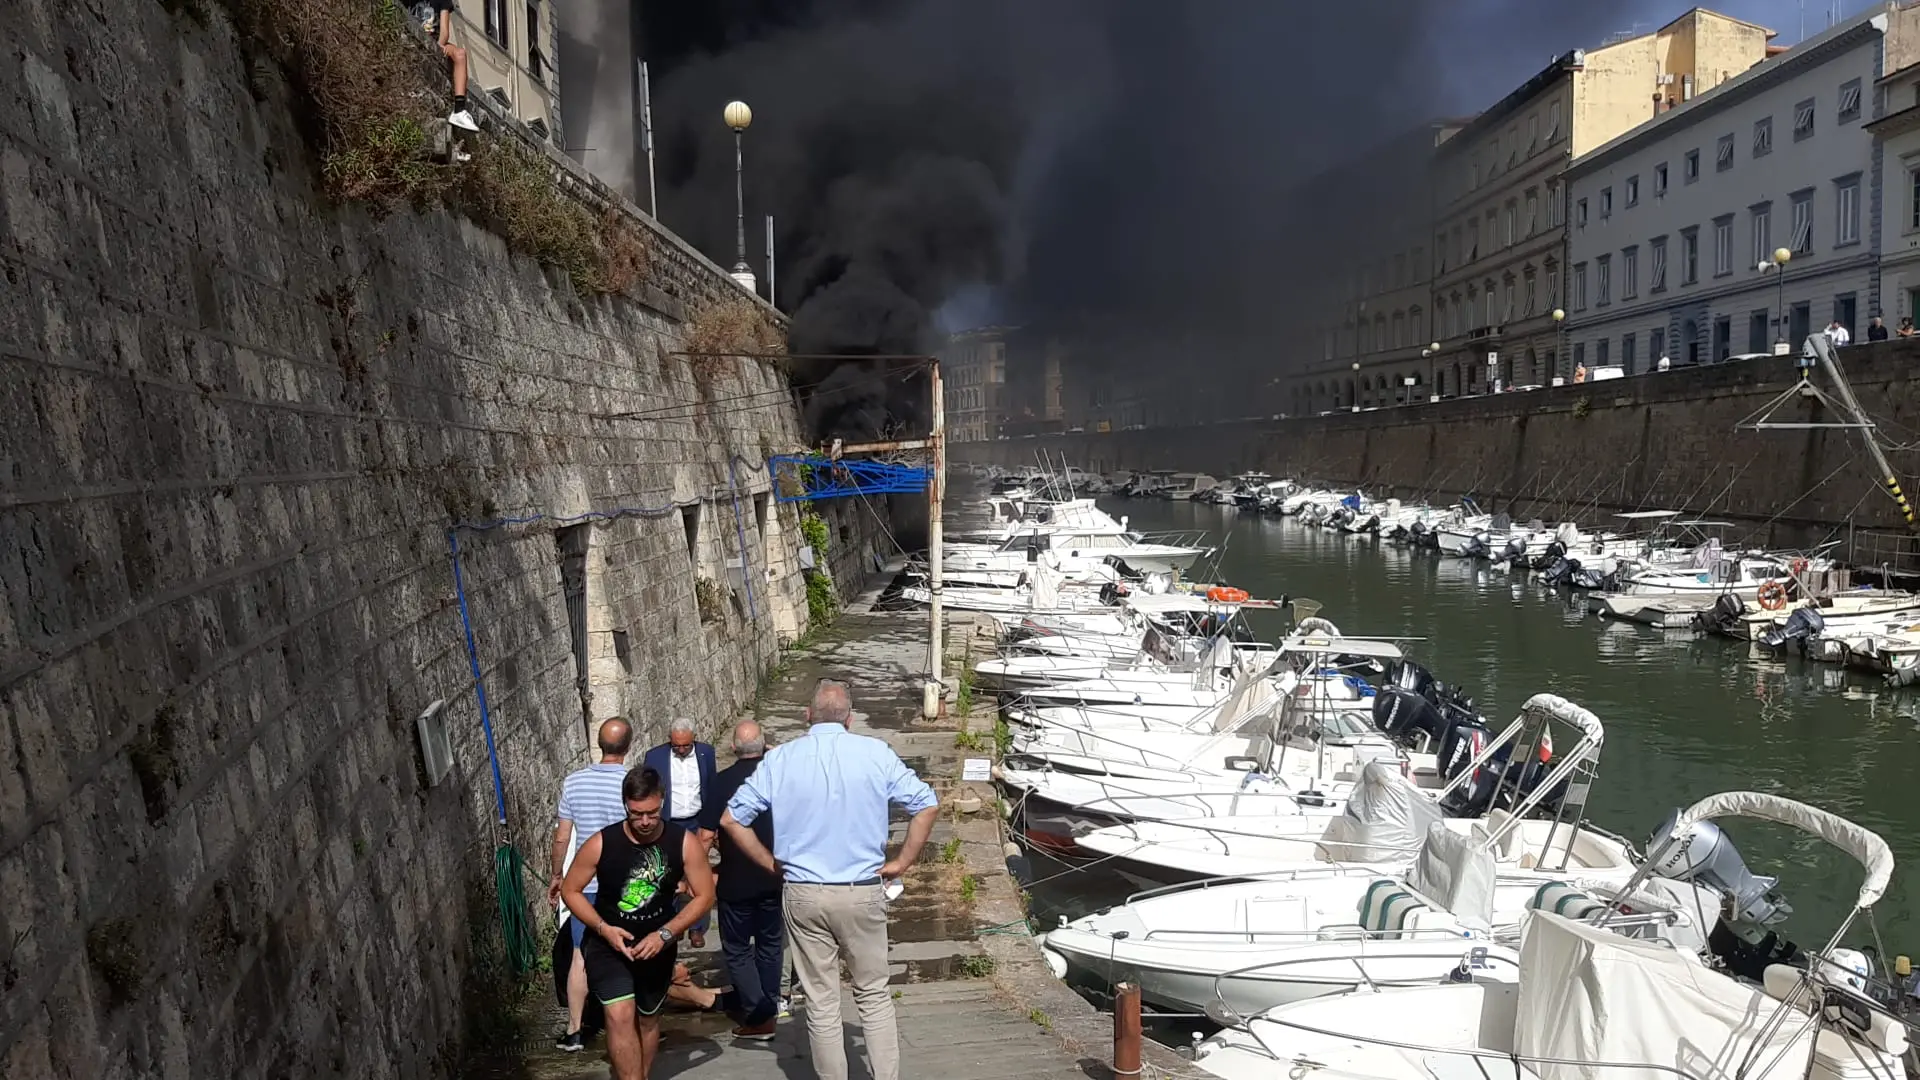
[627,0,1651,437]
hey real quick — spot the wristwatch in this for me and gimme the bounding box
[657,927,676,944]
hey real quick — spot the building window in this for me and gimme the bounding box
[1467,217,1479,260]
[1549,183,1565,227]
[1751,203,1772,266]
[1504,202,1516,247]
[1622,333,1637,373]
[1651,327,1666,364]
[1548,101,1562,141]
[1753,116,1773,158]
[1621,246,1638,299]
[1525,189,1538,236]
[1794,98,1816,141]
[1685,149,1701,184]
[1528,113,1539,151]
[1597,338,1611,366]
[1574,342,1586,368]
[1650,236,1668,292]
[1713,216,1733,277]
[1626,175,1640,208]
[1524,270,1537,314]
[1485,281,1497,325]
[1573,263,1587,311]
[1836,176,1861,246]
[1576,198,1588,228]
[527,0,544,81]
[1791,189,1814,253]
[1838,78,1863,124]
[1654,163,1669,196]
[1716,134,1735,172]
[1681,227,1699,285]
[1600,187,1613,218]
[1596,255,1611,306]
[1546,264,1560,307]
[1911,168,1920,232]
[484,0,508,47]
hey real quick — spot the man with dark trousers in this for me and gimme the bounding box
[643,719,717,945]
[701,720,784,1039]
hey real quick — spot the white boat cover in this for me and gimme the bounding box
[1673,791,1893,909]
[1518,693,1605,747]
[1314,762,1441,862]
[1517,911,1835,1080]
[1405,822,1495,929]
[1031,563,1062,611]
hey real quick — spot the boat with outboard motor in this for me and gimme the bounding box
[1071,691,1612,891]
[1187,790,1905,1080]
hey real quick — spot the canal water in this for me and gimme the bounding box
[1023,496,1920,969]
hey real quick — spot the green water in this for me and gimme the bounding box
[1031,496,1920,957]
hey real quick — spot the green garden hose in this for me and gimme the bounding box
[494,843,539,975]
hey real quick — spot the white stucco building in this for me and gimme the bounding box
[1865,5,1920,327]
[1565,7,1893,372]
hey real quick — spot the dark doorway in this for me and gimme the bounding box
[556,523,593,735]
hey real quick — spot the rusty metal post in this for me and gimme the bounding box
[1113,981,1142,1077]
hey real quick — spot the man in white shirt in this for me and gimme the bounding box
[643,718,717,945]
[1827,320,1852,348]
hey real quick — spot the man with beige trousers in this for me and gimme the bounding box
[720,679,940,1080]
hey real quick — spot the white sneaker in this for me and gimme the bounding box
[448,110,478,132]
[452,148,472,163]
[777,996,792,1018]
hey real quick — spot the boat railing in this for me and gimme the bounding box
[1142,921,1482,945]
[1120,861,1374,904]
[1209,947,1518,1011]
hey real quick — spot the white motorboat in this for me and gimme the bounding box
[1190,791,1906,1080]
[942,524,1211,578]
[1074,693,1615,891]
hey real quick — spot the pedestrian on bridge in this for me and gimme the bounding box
[722,679,940,1080]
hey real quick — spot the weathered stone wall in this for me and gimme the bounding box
[0,2,888,1078]
[960,341,1920,553]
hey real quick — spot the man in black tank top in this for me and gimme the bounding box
[561,766,716,1079]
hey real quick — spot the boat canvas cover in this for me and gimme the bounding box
[1315,762,1442,862]
[1405,822,1495,928]
[1516,911,1824,1080]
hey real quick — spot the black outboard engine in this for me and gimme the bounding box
[1408,520,1430,546]
[1538,555,1578,586]
[1568,566,1613,590]
[1384,659,1438,698]
[1436,718,1497,814]
[1759,604,1824,649]
[1692,592,1747,635]
[1462,533,1491,559]
[1492,536,1528,565]
[1373,686,1439,743]
[1102,555,1146,582]
[1529,540,1568,572]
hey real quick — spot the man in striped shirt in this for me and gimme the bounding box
[548,717,634,1052]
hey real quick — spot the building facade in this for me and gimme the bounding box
[1866,5,1920,326]
[940,328,1011,444]
[450,0,562,145]
[1566,7,1892,372]
[1433,10,1774,397]
[1293,122,1464,416]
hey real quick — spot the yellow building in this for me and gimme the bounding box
[443,0,562,145]
[1429,9,1772,396]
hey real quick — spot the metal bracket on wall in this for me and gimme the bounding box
[1734,376,1872,430]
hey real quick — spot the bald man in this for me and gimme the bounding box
[700,720,785,1038]
[549,718,635,1053]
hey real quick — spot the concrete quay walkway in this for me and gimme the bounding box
[514,574,1200,1080]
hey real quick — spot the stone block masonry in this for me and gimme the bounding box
[962,340,1920,552]
[0,1,889,1078]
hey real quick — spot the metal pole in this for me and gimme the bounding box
[924,360,947,719]
[733,131,748,273]
[1113,982,1143,1077]
[765,214,776,307]
[639,61,657,218]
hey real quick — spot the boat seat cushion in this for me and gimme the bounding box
[1358,879,1430,935]
[1529,881,1607,921]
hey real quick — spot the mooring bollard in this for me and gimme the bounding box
[1113,980,1142,1077]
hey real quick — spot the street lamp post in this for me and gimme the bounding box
[1761,247,1793,354]
[1551,308,1567,385]
[1351,362,1362,412]
[1421,343,1440,402]
[724,101,756,293]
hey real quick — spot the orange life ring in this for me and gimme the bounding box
[1757,581,1789,611]
[1789,558,1809,575]
[1206,586,1250,603]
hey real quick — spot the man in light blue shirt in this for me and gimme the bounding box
[722,679,937,1080]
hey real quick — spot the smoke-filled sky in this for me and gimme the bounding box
[615,0,1864,420]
